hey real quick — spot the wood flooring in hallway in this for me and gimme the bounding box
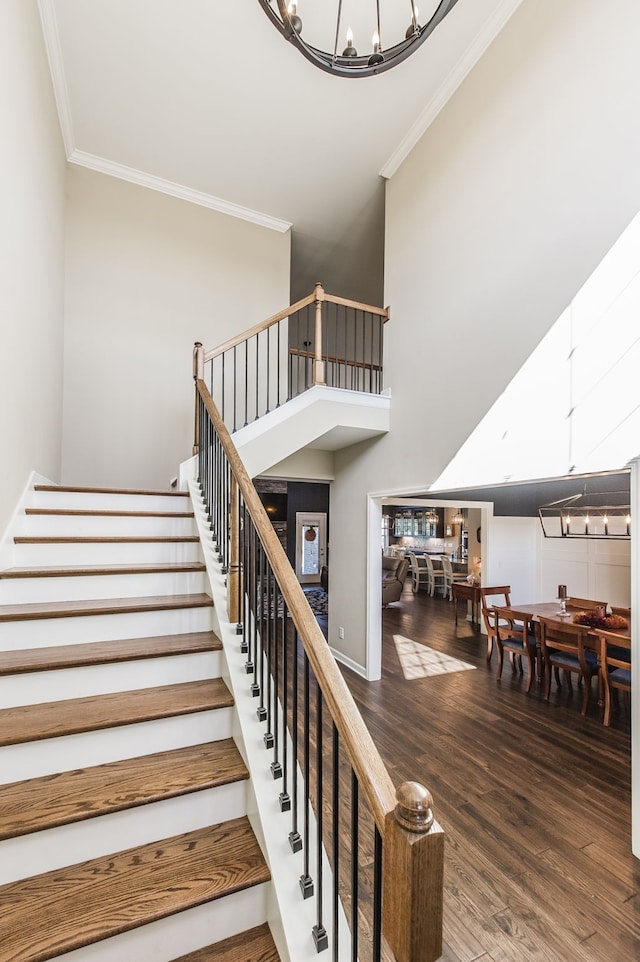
[342,581,637,962]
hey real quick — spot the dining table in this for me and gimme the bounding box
[492,600,631,694]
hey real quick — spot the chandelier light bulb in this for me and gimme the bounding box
[342,27,357,58]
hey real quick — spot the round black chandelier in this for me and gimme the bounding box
[257,0,461,78]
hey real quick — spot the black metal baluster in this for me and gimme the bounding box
[255,333,259,422]
[252,539,263,700]
[378,315,384,394]
[300,653,313,898]
[244,340,249,427]
[240,500,249,654]
[245,523,256,677]
[221,351,225,423]
[270,569,282,779]
[276,318,281,407]
[279,595,290,812]
[312,691,328,952]
[344,305,348,391]
[233,345,238,431]
[263,558,273,740]
[266,326,271,414]
[372,825,383,962]
[351,772,359,962]
[289,630,302,853]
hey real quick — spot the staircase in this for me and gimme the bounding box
[0,484,280,962]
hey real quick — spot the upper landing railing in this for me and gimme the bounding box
[196,283,388,434]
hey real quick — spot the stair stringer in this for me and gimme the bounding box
[189,481,353,962]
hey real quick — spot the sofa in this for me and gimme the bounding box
[382,555,410,606]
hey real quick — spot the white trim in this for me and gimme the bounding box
[0,471,54,571]
[329,646,367,679]
[37,0,76,155]
[630,457,639,859]
[68,151,292,233]
[380,0,525,179]
[38,1,291,234]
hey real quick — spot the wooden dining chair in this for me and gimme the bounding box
[538,617,599,714]
[424,555,446,598]
[597,629,631,726]
[492,605,537,693]
[408,552,430,594]
[479,586,511,663]
[566,596,607,611]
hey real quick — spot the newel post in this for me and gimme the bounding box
[383,782,445,962]
[193,342,205,455]
[313,282,326,386]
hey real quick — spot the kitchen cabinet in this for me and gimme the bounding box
[392,508,443,539]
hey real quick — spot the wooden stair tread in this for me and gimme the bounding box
[0,679,233,747]
[0,561,206,579]
[0,631,221,676]
[0,740,247,840]
[0,818,270,962]
[14,535,200,544]
[172,924,280,962]
[34,484,190,497]
[0,592,212,622]
[25,507,194,518]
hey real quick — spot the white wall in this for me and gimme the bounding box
[62,167,290,489]
[328,0,640,672]
[0,0,66,533]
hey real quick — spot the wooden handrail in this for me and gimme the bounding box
[289,346,383,373]
[204,292,317,362]
[204,285,390,363]
[196,378,397,831]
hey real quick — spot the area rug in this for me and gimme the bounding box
[393,635,476,681]
[302,586,328,617]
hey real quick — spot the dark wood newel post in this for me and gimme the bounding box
[383,781,445,962]
[193,342,204,455]
[313,282,326,386]
[227,478,241,625]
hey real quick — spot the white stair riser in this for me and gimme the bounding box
[0,708,233,783]
[29,492,194,514]
[48,884,271,962]
[0,570,207,604]
[16,515,197,538]
[0,781,247,884]
[0,651,222,709]
[0,604,213,649]
[10,541,204,567]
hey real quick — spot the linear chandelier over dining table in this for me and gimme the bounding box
[538,492,631,539]
[256,0,461,77]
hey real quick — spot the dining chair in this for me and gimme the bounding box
[611,606,631,619]
[565,596,607,611]
[479,586,512,663]
[537,617,599,714]
[408,552,430,594]
[492,605,537,693]
[441,556,466,601]
[597,629,631,726]
[424,555,446,598]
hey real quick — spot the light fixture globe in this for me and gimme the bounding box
[257,0,461,78]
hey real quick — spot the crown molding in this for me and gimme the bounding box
[380,0,524,179]
[38,0,76,155]
[38,0,291,233]
[69,150,292,233]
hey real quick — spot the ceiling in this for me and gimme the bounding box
[39,0,523,305]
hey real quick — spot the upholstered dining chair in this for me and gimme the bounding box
[597,629,631,726]
[479,586,512,663]
[408,552,430,594]
[537,617,599,714]
[491,605,537,693]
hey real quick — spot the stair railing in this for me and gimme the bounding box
[200,284,388,434]
[193,368,444,962]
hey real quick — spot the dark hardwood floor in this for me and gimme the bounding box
[342,581,638,962]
